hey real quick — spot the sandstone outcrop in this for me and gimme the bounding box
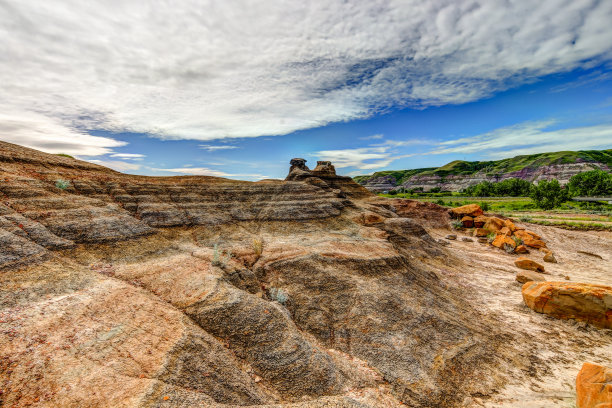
[1,142,514,407]
[576,362,612,408]
[522,282,612,329]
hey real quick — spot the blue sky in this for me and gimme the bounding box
[1,1,612,179]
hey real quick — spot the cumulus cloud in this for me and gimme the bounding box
[0,112,126,156]
[150,167,268,180]
[316,146,415,170]
[1,0,612,145]
[430,120,612,158]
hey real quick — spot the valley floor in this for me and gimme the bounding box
[428,224,612,407]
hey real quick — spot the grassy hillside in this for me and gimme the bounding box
[354,149,612,184]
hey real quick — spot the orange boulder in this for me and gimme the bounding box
[523,237,547,249]
[450,204,483,218]
[515,245,529,254]
[483,217,505,233]
[576,362,612,408]
[492,234,516,249]
[473,215,488,228]
[499,226,511,236]
[522,282,612,329]
[514,257,545,272]
[461,216,474,228]
[503,219,517,232]
[473,228,489,237]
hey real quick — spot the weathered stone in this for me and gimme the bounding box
[473,228,488,237]
[473,215,488,228]
[461,216,474,228]
[516,270,546,284]
[499,226,511,235]
[484,217,505,233]
[352,211,385,225]
[515,245,529,254]
[461,237,474,242]
[522,282,612,329]
[543,251,557,263]
[514,257,545,273]
[577,250,604,259]
[477,237,488,243]
[503,219,517,232]
[523,237,547,249]
[492,234,516,249]
[445,234,457,240]
[576,362,612,408]
[450,204,483,218]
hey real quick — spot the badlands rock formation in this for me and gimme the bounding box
[1,142,611,407]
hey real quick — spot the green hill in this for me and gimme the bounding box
[353,149,612,187]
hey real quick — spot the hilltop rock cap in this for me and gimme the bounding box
[312,161,336,176]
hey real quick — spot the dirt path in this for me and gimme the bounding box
[429,224,612,407]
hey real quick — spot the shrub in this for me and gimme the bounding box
[503,243,515,253]
[512,236,523,246]
[435,199,445,206]
[530,179,568,210]
[567,169,612,197]
[55,179,71,190]
[479,202,490,211]
[212,243,232,267]
[451,220,463,230]
[252,237,264,257]
[487,232,496,243]
[519,216,532,222]
[268,287,288,305]
[55,153,74,159]
[388,189,398,195]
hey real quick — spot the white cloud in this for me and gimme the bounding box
[430,120,612,157]
[379,139,432,147]
[199,144,239,152]
[88,159,142,172]
[315,146,415,170]
[109,153,145,159]
[359,134,384,140]
[1,0,612,143]
[0,112,126,156]
[150,167,268,180]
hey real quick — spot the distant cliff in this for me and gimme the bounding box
[353,149,612,192]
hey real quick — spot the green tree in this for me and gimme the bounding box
[530,179,568,210]
[567,169,612,197]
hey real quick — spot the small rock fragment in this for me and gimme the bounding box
[477,237,488,243]
[515,245,529,254]
[543,251,557,263]
[514,257,545,273]
[461,237,474,242]
[577,250,603,259]
[445,234,457,240]
[516,270,546,284]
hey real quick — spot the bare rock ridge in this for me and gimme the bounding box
[3,141,606,407]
